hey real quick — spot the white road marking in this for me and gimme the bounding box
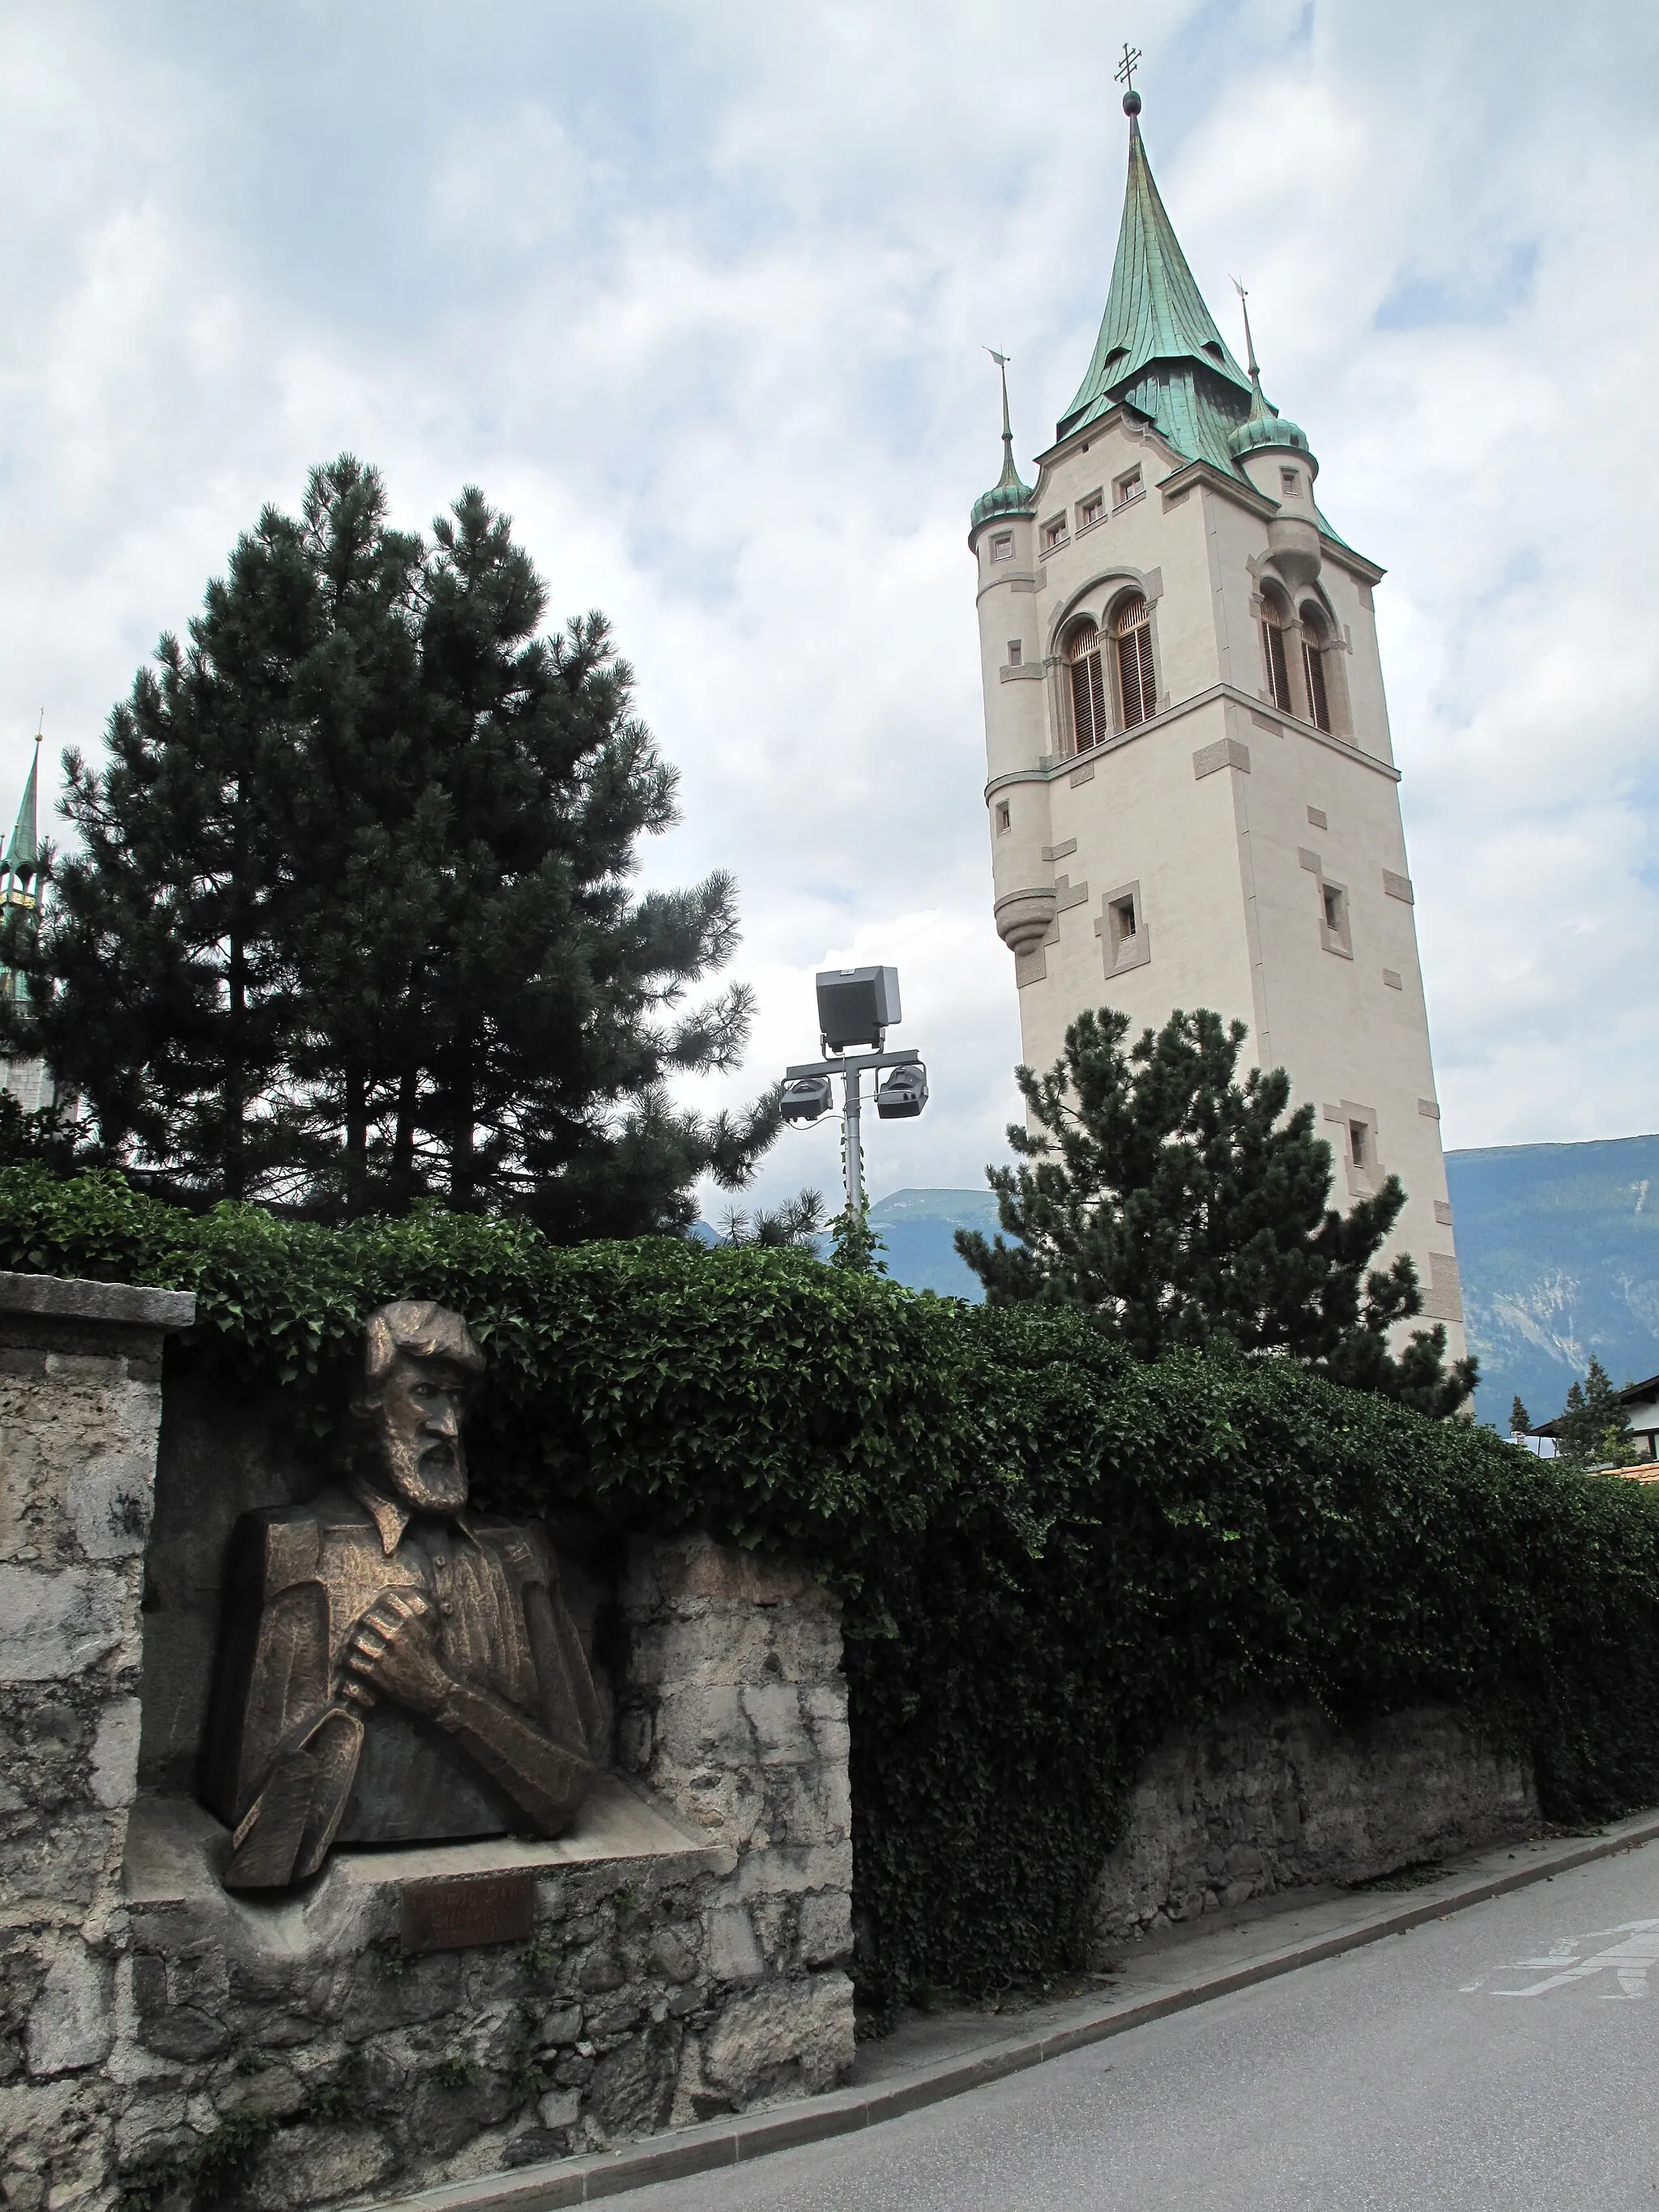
[1461,1918,1659,2000]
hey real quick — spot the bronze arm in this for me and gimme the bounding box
[430,1678,597,1833]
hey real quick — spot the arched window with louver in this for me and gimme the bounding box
[1065,621,1108,754]
[1300,603,1333,733]
[1113,593,1156,730]
[1260,590,1293,714]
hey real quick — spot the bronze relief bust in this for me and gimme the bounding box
[202,1301,603,1890]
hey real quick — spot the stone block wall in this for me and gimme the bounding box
[615,1535,855,2112]
[1090,1701,1540,1956]
[0,1272,196,2212]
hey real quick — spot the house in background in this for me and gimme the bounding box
[1530,1374,1659,1477]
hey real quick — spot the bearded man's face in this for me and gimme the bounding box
[369,1352,470,1512]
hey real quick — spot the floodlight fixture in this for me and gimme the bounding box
[815,966,901,1055]
[784,964,929,1217]
[874,1062,928,1120]
[780,1075,834,1126]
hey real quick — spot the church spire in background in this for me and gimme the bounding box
[1056,75,1252,450]
[2,730,43,1006]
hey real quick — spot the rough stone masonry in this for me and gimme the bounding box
[0,1273,195,2212]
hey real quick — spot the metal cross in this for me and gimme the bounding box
[1115,41,1142,92]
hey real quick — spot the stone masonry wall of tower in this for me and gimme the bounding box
[968,93,1465,1366]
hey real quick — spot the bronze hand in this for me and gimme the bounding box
[344,1590,455,1720]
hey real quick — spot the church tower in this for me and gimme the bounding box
[970,85,1465,1362]
[0,734,55,1114]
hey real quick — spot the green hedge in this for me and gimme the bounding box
[6,1167,1659,2007]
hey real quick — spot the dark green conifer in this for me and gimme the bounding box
[5,458,777,1232]
[956,1005,1477,1415]
[1552,1357,1639,1470]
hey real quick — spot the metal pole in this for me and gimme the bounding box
[842,1065,863,1217]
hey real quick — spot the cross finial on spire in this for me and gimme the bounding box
[1115,40,1143,116]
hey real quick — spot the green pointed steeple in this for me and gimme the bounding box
[3,736,40,885]
[1057,89,1254,463]
[970,351,1036,532]
[2,735,42,1007]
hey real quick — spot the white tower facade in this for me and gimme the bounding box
[970,91,1465,1364]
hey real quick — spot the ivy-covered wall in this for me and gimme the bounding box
[6,1168,1659,2014]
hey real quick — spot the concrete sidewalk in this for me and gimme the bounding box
[356,1806,1659,2212]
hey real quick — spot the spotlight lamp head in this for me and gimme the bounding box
[875,1061,928,1121]
[815,965,901,1054]
[780,1075,834,1127]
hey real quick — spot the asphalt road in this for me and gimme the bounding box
[630,1839,1659,2211]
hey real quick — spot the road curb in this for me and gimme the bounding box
[360,1806,1659,2212]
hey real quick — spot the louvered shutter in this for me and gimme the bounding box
[1114,596,1154,730]
[1303,640,1331,731]
[1263,619,1291,713]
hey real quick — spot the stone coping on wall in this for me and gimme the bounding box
[126,1774,736,1929]
[0,1268,197,1332]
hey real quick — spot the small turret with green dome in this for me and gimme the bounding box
[970,352,1036,533]
[1226,285,1311,462]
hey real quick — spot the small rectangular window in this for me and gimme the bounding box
[989,532,1013,562]
[1007,640,1021,666]
[1043,516,1068,551]
[1320,879,1353,957]
[1349,1120,1368,1169]
[1281,467,1300,493]
[1077,492,1104,529]
[995,801,1011,833]
[1102,880,1148,974]
[1113,468,1144,508]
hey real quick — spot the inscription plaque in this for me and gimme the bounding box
[400,1869,535,1954]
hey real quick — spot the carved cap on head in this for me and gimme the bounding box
[362,1300,485,1385]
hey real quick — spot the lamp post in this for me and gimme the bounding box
[778,966,929,1217]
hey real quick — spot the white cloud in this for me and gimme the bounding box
[1,0,1656,1211]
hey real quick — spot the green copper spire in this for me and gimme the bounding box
[970,349,1036,532]
[1226,279,1310,460]
[1,733,41,1007]
[2,735,41,884]
[1057,89,1252,452]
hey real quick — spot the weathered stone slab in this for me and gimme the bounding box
[0,1273,196,1332]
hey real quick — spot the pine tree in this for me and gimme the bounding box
[5,458,778,1232]
[956,1006,1477,1416]
[1510,1394,1533,1438]
[1551,1357,1639,1470]
[4,505,325,1196]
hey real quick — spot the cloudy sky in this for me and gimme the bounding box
[1,0,1654,1216]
